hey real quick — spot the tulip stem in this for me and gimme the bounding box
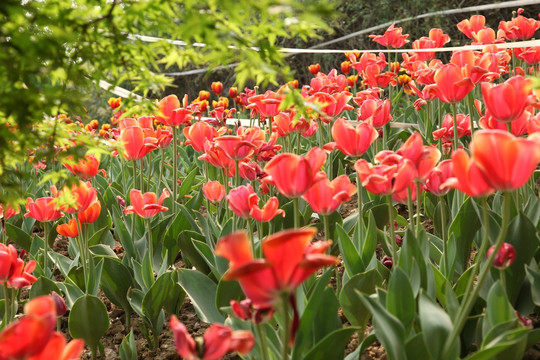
[158,149,164,192]
[75,219,89,293]
[439,196,449,276]
[323,215,330,242]
[140,158,145,193]
[466,92,475,137]
[293,197,300,229]
[172,127,178,214]
[296,132,302,155]
[146,218,154,278]
[256,323,270,360]
[442,192,511,359]
[43,221,49,277]
[247,219,255,256]
[415,182,422,238]
[3,283,12,326]
[451,102,459,152]
[356,176,364,247]
[280,293,290,360]
[407,187,414,231]
[386,195,397,259]
[499,269,506,291]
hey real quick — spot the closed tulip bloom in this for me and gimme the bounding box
[424,160,454,196]
[77,200,101,224]
[471,129,539,191]
[124,189,169,218]
[358,99,393,129]
[355,158,416,196]
[24,197,62,222]
[183,121,220,153]
[429,63,475,104]
[0,204,19,220]
[157,94,180,126]
[202,181,225,203]
[308,64,321,75]
[56,219,79,238]
[227,185,259,219]
[331,117,378,157]
[211,81,223,95]
[481,76,535,123]
[250,197,285,222]
[263,147,326,198]
[487,242,516,269]
[442,149,494,197]
[303,174,356,215]
[120,125,158,160]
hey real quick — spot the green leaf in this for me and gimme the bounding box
[5,222,32,251]
[418,292,458,360]
[177,269,224,323]
[386,267,415,333]
[178,231,212,274]
[485,281,516,332]
[335,223,363,276]
[29,276,61,299]
[69,295,109,353]
[56,282,85,309]
[119,330,138,360]
[359,293,407,360]
[339,269,382,328]
[142,272,179,332]
[525,265,540,307]
[215,279,244,311]
[178,167,198,200]
[448,197,481,274]
[101,258,134,316]
[301,327,357,360]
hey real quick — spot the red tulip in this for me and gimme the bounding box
[312,91,354,120]
[394,132,441,181]
[216,228,338,308]
[471,130,539,191]
[428,63,474,104]
[457,15,486,39]
[202,181,225,203]
[354,158,416,196]
[0,204,19,220]
[361,64,396,89]
[27,332,85,360]
[183,121,221,153]
[24,197,62,222]
[77,200,101,224]
[481,76,535,123]
[263,148,326,198]
[231,299,275,324]
[199,140,235,171]
[442,149,494,197]
[302,174,356,215]
[357,99,393,129]
[411,37,436,62]
[369,23,409,48]
[108,97,122,109]
[498,9,540,40]
[56,218,79,238]
[340,61,351,75]
[309,69,348,94]
[211,81,224,95]
[428,28,450,48]
[331,117,378,157]
[246,91,283,119]
[227,185,259,219]
[432,113,471,143]
[157,95,192,127]
[124,189,169,218]
[479,109,531,136]
[0,244,36,289]
[170,316,254,360]
[487,242,516,269]
[250,197,285,222]
[120,125,158,160]
[424,160,454,196]
[214,135,256,161]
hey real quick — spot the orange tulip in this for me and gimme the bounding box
[183,121,221,153]
[77,200,101,224]
[357,99,393,129]
[340,61,351,75]
[263,147,326,198]
[394,132,441,181]
[457,15,486,39]
[471,130,539,191]
[302,174,356,215]
[120,125,158,160]
[202,181,225,203]
[0,204,19,220]
[433,113,471,143]
[56,218,79,238]
[443,149,494,197]
[331,117,378,157]
[249,197,285,222]
[211,81,223,95]
[63,154,104,179]
[214,135,256,161]
[498,9,540,40]
[308,64,321,75]
[481,76,535,123]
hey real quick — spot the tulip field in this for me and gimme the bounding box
[3,7,540,360]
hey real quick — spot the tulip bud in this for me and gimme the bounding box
[211,81,223,95]
[382,256,393,269]
[228,87,238,99]
[340,61,351,75]
[487,242,516,269]
[50,291,67,316]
